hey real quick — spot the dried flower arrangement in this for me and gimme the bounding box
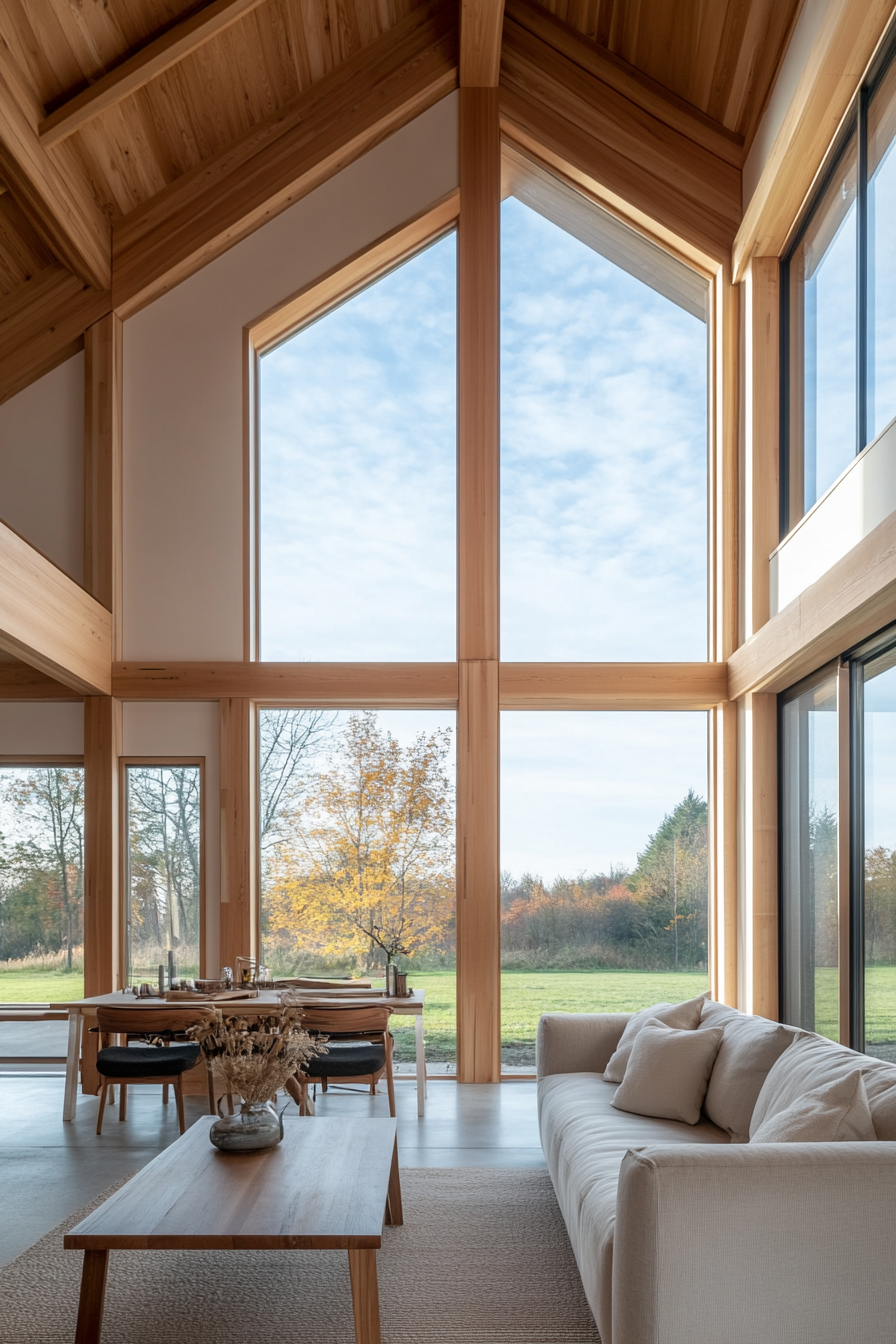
[187,996,326,1106]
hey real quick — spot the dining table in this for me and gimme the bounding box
[56,986,428,1122]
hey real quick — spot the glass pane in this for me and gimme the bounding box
[788,140,857,523]
[259,236,456,660]
[500,197,708,660]
[259,709,457,1074]
[125,765,202,986]
[862,650,896,1060]
[500,712,709,1071]
[868,60,896,442]
[779,674,839,1040]
[0,767,84,1001]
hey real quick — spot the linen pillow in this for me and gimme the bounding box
[610,1019,724,1125]
[750,1033,896,1139]
[750,1072,875,1143]
[702,1016,796,1142]
[603,994,706,1084]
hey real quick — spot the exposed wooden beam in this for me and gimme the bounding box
[0,48,111,289]
[743,259,779,640]
[739,692,778,1020]
[112,0,457,316]
[220,699,256,970]
[112,662,460,703]
[0,663,80,700]
[0,266,111,405]
[38,0,269,149]
[84,315,123,656]
[499,662,729,709]
[461,0,505,86]
[735,0,895,278]
[0,519,111,695]
[83,697,121,996]
[499,4,742,268]
[728,508,896,699]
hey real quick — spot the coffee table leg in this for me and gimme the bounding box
[74,1249,109,1344]
[348,1249,381,1344]
[385,1138,403,1226]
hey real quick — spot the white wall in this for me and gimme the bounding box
[742,0,834,210]
[122,701,221,973]
[771,418,896,614]
[123,94,459,660]
[0,701,84,755]
[0,353,84,583]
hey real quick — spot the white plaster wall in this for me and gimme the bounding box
[771,417,896,613]
[0,353,84,583]
[123,94,459,660]
[122,701,221,973]
[0,701,84,755]
[742,0,834,210]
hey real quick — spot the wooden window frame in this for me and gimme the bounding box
[118,756,207,984]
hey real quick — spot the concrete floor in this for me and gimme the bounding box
[0,1072,544,1267]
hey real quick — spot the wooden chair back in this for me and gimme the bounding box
[96,1006,216,1038]
[275,977,372,990]
[299,1004,393,1036]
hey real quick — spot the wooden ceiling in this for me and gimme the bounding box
[0,0,802,394]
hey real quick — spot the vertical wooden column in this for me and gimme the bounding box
[82,314,122,1017]
[708,266,740,1005]
[738,692,778,1018]
[219,698,256,970]
[837,663,851,1045]
[743,258,779,640]
[456,87,501,1083]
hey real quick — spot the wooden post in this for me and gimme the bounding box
[219,698,256,969]
[743,258,779,639]
[738,691,778,1018]
[456,87,501,1082]
[83,696,121,1000]
[709,700,738,1006]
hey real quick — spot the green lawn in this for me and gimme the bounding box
[0,967,84,1002]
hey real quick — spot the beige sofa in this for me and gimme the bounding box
[537,999,896,1344]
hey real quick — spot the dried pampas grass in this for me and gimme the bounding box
[187,995,325,1106]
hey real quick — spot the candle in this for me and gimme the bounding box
[168,950,175,985]
[158,964,164,995]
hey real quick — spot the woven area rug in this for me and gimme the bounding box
[0,1166,600,1343]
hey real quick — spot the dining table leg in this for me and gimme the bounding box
[348,1248,381,1344]
[414,1012,426,1117]
[63,1010,82,1121]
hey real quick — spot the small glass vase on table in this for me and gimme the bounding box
[188,997,325,1151]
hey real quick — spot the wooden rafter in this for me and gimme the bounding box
[0,48,110,289]
[0,519,112,695]
[112,0,457,316]
[38,0,269,150]
[0,265,111,405]
[499,4,742,267]
[0,663,80,699]
[460,0,506,86]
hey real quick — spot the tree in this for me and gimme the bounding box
[126,766,201,968]
[266,712,455,971]
[628,790,708,968]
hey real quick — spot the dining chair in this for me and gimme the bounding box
[93,1006,218,1135]
[289,1004,396,1117]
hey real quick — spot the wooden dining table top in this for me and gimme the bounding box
[56,988,425,1012]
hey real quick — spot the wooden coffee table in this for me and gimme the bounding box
[64,1115,402,1344]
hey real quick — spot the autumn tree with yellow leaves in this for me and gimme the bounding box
[264,712,455,973]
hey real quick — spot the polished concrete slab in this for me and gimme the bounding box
[0,1074,544,1266]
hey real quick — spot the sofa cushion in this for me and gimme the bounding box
[611,1019,724,1124]
[750,1072,876,1142]
[603,994,705,1083]
[702,1014,797,1142]
[750,1033,896,1140]
[538,1072,728,1343]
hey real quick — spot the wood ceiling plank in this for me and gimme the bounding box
[111,0,457,315]
[460,0,506,86]
[0,265,111,404]
[505,0,743,167]
[734,0,895,278]
[0,518,112,695]
[500,15,742,266]
[0,47,111,289]
[0,193,55,293]
[38,0,270,148]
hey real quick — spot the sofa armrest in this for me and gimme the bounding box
[613,1142,896,1344]
[535,1012,630,1078]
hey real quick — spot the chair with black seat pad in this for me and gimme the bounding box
[292,1004,396,1118]
[94,1006,217,1135]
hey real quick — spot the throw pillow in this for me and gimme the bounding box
[603,994,706,1084]
[750,1072,875,1142]
[703,1017,796,1142]
[749,1032,896,1140]
[610,1019,725,1125]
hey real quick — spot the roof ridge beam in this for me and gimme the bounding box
[461,0,506,87]
[38,0,269,150]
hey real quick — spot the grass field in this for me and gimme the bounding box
[0,967,84,1002]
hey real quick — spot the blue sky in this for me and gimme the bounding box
[259,195,711,875]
